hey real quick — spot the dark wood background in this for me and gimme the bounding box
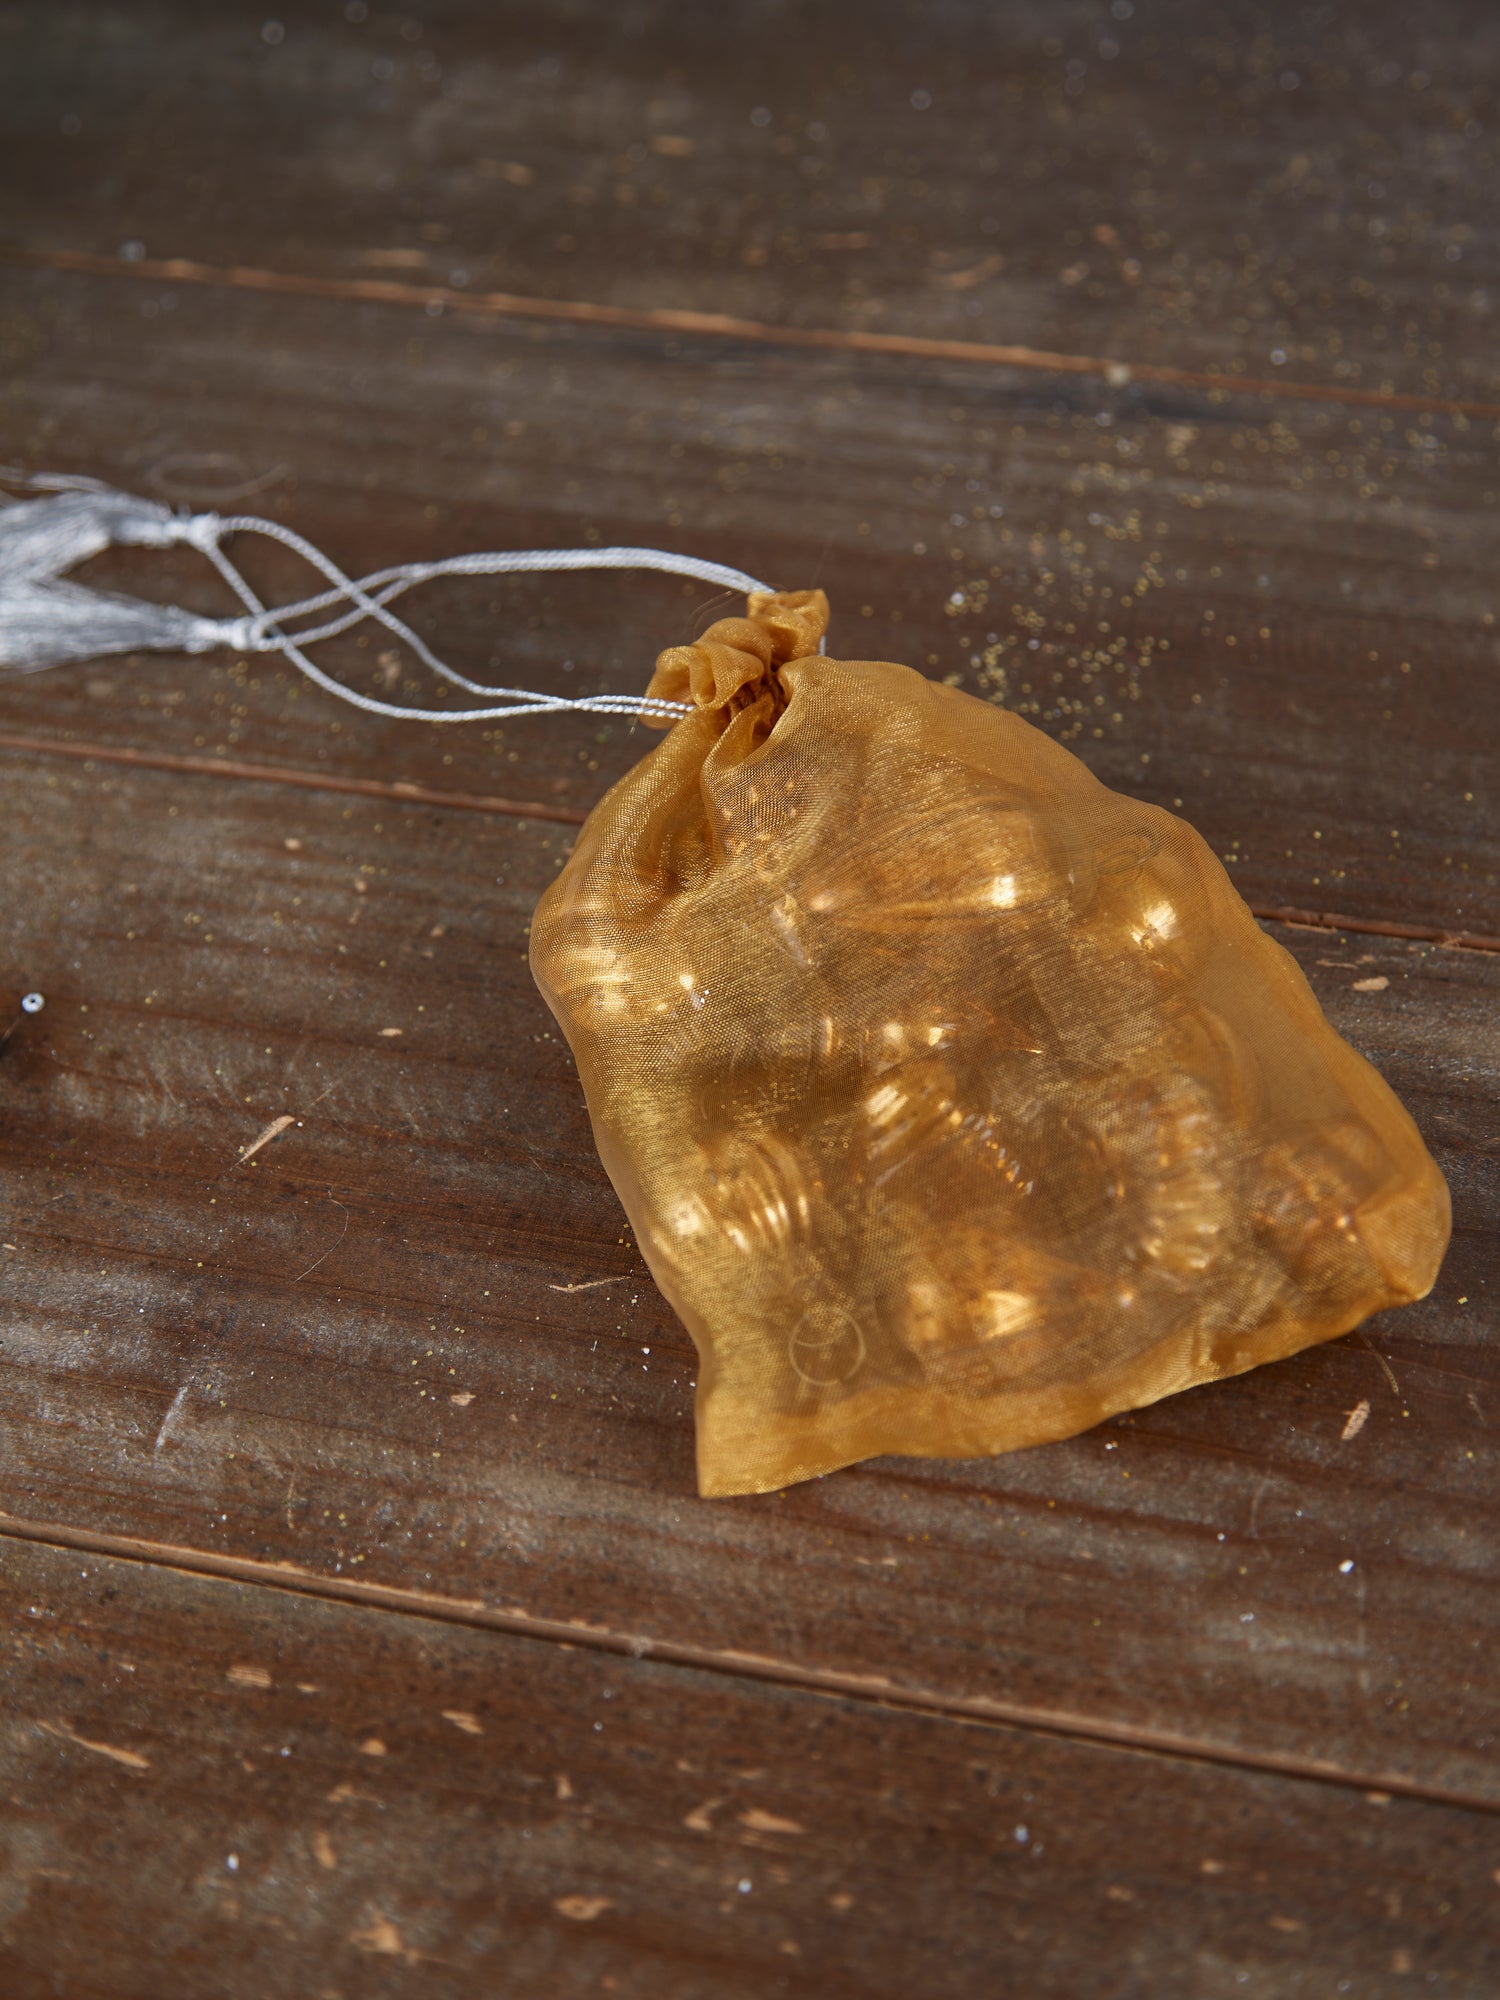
[1,4,1496,1994]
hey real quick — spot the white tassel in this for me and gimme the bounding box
[0,482,251,672]
[0,472,781,723]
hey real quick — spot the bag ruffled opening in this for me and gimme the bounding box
[640,589,829,731]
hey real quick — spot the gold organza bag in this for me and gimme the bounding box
[531,590,1449,1496]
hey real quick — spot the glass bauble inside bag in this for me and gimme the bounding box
[533,589,1448,1497]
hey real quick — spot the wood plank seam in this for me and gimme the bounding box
[1,1511,1493,1820]
[16,246,1500,425]
[0,730,588,827]
[3,733,1495,955]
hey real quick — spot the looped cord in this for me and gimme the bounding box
[0,471,781,723]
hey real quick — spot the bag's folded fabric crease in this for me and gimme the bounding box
[531,589,1449,1497]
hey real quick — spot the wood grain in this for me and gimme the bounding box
[1,265,1495,940]
[2,5,1498,1978]
[3,0,1497,404]
[2,755,1494,1804]
[3,1535,1497,2000]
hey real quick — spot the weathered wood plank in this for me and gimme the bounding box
[3,1536,1497,2000]
[4,3,1496,1981]
[2,756,1495,1802]
[1,268,1495,939]
[3,0,1497,405]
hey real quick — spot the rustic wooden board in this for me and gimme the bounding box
[2,754,1494,1805]
[3,1535,1497,2000]
[1,266,1495,941]
[3,0,1497,405]
[2,3,1498,1977]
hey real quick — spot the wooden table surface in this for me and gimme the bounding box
[1,4,1497,1993]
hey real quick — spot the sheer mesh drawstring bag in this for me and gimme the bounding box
[4,475,1450,1496]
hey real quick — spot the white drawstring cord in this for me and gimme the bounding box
[0,473,781,723]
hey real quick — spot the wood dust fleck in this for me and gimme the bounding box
[38,1719,150,1771]
[935,252,1007,291]
[441,1709,483,1735]
[739,1809,805,1836]
[1341,1399,1371,1441]
[238,1113,295,1165]
[1352,976,1390,992]
[313,1830,337,1870]
[554,1895,612,1921]
[227,1663,273,1689]
[349,1916,408,1957]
